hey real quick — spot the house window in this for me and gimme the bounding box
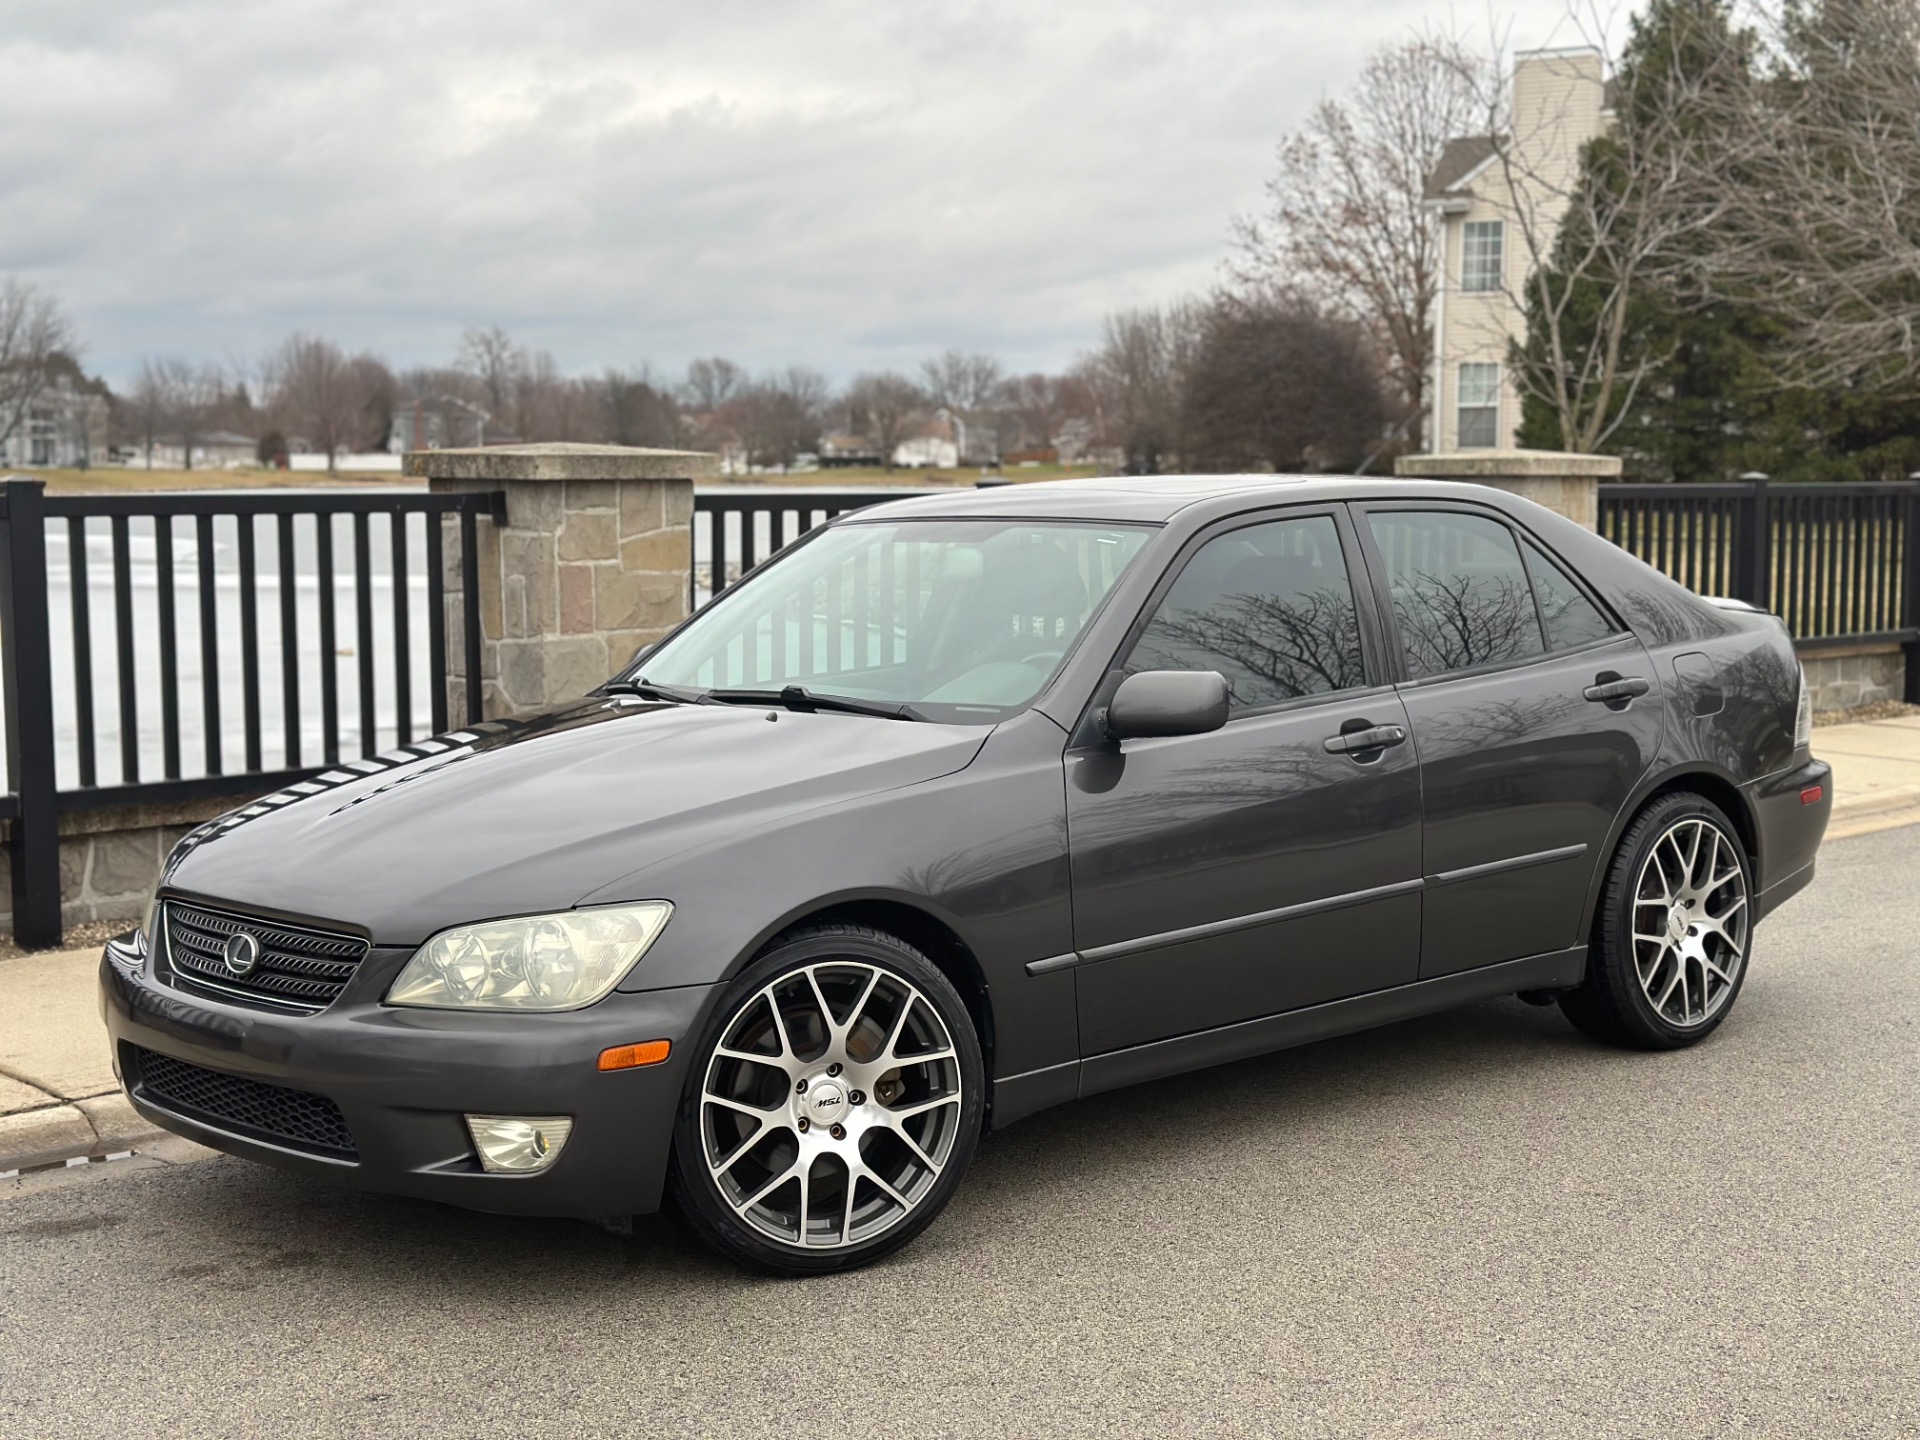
[1457,363,1500,448]
[1461,220,1504,293]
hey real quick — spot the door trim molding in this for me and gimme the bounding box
[1026,876,1426,975]
[1424,842,1588,888]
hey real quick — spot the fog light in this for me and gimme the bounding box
[465,1115,573,1174]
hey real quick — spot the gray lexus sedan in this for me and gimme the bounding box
[102,475,1831,1273]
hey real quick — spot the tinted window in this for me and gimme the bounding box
[1521,538,1613,651]
[1368,511,1545,678]
[1128,516,1366,709]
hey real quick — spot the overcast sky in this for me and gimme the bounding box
[5,0,1588,388]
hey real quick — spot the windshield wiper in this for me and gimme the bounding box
[599,677,715,705]
[705,685,925,722]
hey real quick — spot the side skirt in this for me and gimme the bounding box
[1078,946,1588,1103]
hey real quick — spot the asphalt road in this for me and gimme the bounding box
[4,825,1916,1440]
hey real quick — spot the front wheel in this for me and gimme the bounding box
[1561,792,1753,1050]
[667,924,984,1274]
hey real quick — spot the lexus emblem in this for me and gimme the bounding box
[223,931,261,977]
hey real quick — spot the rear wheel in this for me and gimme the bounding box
[1561,792,1752,1050]
[668,924,984,1274]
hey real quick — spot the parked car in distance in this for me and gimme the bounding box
[101,475,1831,1274]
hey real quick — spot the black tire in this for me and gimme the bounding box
[668,923,985,1275]
[1560,791,1753,1050]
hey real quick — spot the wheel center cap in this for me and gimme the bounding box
[1666,903,1690,942]
[802,1079,849,1128]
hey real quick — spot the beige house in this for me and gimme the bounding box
[1425,48,1610,450]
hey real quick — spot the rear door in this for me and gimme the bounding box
[1355,503,1663,978]
[1066,507,1423,1055]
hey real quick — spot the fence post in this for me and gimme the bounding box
[0,479,61,947]
[1737,472,1771,611]
[1906,475,1920,705]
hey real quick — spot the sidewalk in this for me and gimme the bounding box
[1816,714,1920,839]
[0,946,164,1175]
[3,716,1917,1177]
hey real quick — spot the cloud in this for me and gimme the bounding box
[1,0,1587,386]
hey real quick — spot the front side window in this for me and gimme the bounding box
[1126,515,1367,710]
[639,519,1150,721]
[1456,362,1500,449]
[1368,510,1546,679]
[1461,220,1504,293]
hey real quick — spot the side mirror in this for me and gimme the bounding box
[1105,670,1229,741]
[625,642,655,669]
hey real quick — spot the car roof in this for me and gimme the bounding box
[838,474,1508,525]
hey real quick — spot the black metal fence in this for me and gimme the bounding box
[0,478,496,946]
[1598,476,1920,655]
[692,488,935,608]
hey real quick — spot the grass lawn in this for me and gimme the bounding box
[719,463,1105,489]
[21,467,410,495]
[14,462,1107,496]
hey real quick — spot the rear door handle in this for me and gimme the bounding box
[1323,724,1407,755]
[1583,677,1651,703]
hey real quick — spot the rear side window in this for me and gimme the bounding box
[1127,515,1366,710]
[1520,538,1613,651]
[1367,511,1545,678]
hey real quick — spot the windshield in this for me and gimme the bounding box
[636,518,1152,721]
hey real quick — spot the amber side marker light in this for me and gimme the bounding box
[1801,785,1824,806]
[598,1040,672,1071]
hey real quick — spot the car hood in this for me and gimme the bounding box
[161,697,990,944]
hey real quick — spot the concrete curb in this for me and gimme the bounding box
[1829,782,1920,821]
[0,1091,165,1175]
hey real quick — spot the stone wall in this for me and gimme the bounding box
[0,795,251,936]
[1800,644,1908,713]
[407,443,717,719]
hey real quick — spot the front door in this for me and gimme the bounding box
[1067,508,1423,1056]
[1357,505,1664,978]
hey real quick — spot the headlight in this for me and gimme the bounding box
[386,902,672,1012]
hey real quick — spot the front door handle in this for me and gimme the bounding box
[1323,724,1407,755]
[1583,676,1651,704]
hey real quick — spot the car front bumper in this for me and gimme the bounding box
[99,937,720,1220]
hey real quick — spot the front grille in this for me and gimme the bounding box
[162,901,367,1013]
[133,1047,358,1159]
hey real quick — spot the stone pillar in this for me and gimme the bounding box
[1393,449,1621,531]
[404,443,718,720]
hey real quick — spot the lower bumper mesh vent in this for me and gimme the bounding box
[133,1047,358,1159]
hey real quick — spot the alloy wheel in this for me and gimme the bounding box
[698,961,965,1250]
[1631,816,1748,1029]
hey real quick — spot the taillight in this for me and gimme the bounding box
[1793,667,1812,751]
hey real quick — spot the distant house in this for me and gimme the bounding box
[1424,48,1608,450]
[387,396,491,453]
[0,373,109,469]
[819,433,882,468]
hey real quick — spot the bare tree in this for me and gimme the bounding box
[125,358,170,469]
[683,357,747,414]
[0,278,78,455]
[458,326,524,427]
[844,372,925,471]
[1002,373,1072,452]
[1081,300,1207,472]
[919,350,1005,412]
[598,368,682,448]
[1233,37,1484,451]
[1180,295,1387,472]
[1692,0,1920,393]
[266,334,373,473]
